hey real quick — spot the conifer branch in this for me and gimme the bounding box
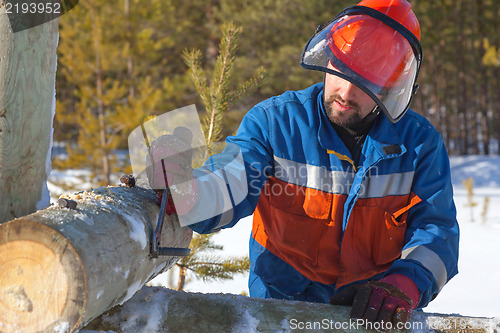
[178,21,268,291]
[183,49,211,112]
[229,66,268,106]
[184,22,267,155]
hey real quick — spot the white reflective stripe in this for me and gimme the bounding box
[215,207,234,229]
[273,156,414,198]
[273,156,354,195]
[359,171,414,199]
[401,245,448,291]
[178,169,233,227]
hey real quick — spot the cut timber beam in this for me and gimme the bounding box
[84,286,500,333]
[0,7,59,222]
[0,186,192,333]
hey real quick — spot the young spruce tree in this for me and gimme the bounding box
[172,23,267,291]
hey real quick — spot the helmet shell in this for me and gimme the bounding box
[357,0,421,40]
[328,0,420,88]
[300,0,423,123]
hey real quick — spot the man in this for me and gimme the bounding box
[148,0,459,327]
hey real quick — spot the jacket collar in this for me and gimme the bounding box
[316,85,407,166]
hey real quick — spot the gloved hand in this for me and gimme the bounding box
[330,274,420,327]
[146,127,197,215]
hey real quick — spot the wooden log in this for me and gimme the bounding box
[84,286,500,333]
[0,7,59,222]
[0,185,193,333]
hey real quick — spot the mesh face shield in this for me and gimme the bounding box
[300,6,422,123]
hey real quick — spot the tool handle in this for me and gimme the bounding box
[157,247,191,257]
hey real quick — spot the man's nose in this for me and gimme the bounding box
[338,80,359,101]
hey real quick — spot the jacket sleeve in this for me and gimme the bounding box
[384,130,459,309]
[185,106,273,234]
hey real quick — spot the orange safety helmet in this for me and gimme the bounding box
[357,0,421,39]
[300,0,423,123]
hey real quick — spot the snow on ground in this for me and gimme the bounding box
[49,155,500,318]
[425,156,500,318]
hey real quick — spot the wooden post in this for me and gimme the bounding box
[0,185,193,333]
[84,286,499,333]
[0,5,59,223]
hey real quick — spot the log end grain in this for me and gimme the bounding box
[0,220,86,333]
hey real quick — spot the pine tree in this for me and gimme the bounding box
[172,22,268,291]
[55,0,180,185]
[183,22,267,155]
[174,234,250,291]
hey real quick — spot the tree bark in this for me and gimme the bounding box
[0,185,192,333]
[176,265,187,291]
[90,8,111,186]
[456,0,469,155]
[84,286,500,333]
[0,8,59,222]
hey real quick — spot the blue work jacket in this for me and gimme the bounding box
[188,82,459,309]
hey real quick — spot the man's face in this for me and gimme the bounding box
[323,71,377,127]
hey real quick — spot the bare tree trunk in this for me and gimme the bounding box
[469,0,484,155]
[493,1,500,154]
[488,1,500,154]
[83,286,500,333]
[205,2,219,63]
[0,185,192,333]
[176,264,188,291]
[91,8,111,185]
[456,0,469,155]
[125,0,135,100]
[476,0,491,155]
[0,11,59,222]
[443,71,454,153]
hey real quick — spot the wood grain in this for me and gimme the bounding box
[0,8,59,222]
[0,185,192,332]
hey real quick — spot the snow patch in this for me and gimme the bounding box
[136,302,162,332]
[233,310,259,333]
[97,288,170,332]
[152,261,168,276]
[120,280,143,306]
[53,321,69,333]
[280,319,291,332]
[35,182,51,211]
[74,212,94,226]
[122,212,147,250]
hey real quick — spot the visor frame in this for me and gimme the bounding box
[300,5,423,123]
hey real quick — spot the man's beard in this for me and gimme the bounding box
[324,93,365,127]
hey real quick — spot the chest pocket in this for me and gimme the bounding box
[267,177,332,218]
[263,177,332,264]
[350,194,422,268]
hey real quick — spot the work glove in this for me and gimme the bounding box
[330,274,420,327]
[145,127,197,215]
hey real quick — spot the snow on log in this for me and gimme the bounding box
[0,185,193,333]
[83,286,500,333]
[0,7,59,222]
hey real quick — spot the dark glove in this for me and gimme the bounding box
[153,190,179,216]
[146,127,196,215]
[330,274,420,327]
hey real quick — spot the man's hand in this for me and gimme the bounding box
[145,127,196,215]
[330,274,420,327]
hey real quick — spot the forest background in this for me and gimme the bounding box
[53,0,500,186]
